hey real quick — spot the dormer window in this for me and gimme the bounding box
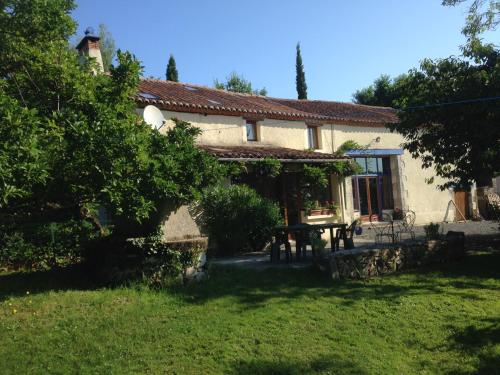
[246,120,258,141]
[307,126,319,149]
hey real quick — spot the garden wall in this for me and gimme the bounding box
[322,232,465,280]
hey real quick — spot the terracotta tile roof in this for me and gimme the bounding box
[137,79,327,121]
[136,79,399,125]
[199,145,348,162]
[268,98,399,125]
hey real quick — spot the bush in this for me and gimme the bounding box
[0,220,97,270]
[424,222,440,240]
[84,229,204,288]
[200,184,283,256]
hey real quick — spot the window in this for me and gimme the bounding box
[353,156,391,175]
[307,126,319,149]
[246,121,257,141]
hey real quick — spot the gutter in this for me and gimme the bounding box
[217,157,347,163]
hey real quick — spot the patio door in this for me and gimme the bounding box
[353,176,382,221]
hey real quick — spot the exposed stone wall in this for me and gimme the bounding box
[321,233,465,280]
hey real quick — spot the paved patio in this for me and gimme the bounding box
[210,220,499,269]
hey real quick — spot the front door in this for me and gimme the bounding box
[454,191,469,221]
[353,176,382,221]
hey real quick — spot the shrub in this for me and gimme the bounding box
[0,220,97,270]
[200,184,283,255]
[84,229,204,288]
[424,222,440,240]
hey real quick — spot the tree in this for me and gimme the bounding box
[295,43,307,99]
[98,23,116,72]
[214,72,267,95]
[0,0,224,227]
[390,42,500,189]
[166,54,179,82]
[352,74,408,107]
[443,0,499,36]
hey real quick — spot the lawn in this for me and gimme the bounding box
[1,251,499,375]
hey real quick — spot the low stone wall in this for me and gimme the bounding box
[320,232,465,280]
[84,235,208,286]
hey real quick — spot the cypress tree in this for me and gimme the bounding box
[166,54,179,82]
[295,43,308,99]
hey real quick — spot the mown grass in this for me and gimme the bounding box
[0,251,499,374]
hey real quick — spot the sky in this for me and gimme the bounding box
[71,0,499,102]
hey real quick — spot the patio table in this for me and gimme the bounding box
[270,222,348,263]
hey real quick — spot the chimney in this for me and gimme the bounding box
[76,27,104,73]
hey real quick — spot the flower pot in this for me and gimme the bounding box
[427,239,442,253]
[310,209,322,216]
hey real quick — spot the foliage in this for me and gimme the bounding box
[335,140,365,155]
[352,74,408,107]
[0,0,225,229]
[443,0,500,36]
[214,71,267,95]
[324,160,363,177]
[302,165,328,189]
[0,220,96,270]
[390,42,500,188]
[252,157,282,178]
[1,251,499,373]
[200,184,282,255]
[310,232,328,257]
[98,23,116,72]
[131,229,202,288]
[424,222,441,240]
[295,42,308,99]
[166,54,179,82]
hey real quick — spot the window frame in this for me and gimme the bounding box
[307,125,319,150]
[246,120,258,142]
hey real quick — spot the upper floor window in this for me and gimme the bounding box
[246,120,258,141]
[307,126,319,149]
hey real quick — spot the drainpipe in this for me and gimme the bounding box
[330,124,335,153]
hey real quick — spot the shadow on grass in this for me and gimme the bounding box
[445,317,500,375]
[1,250,499,309]
[174,250,500,309]
[0,264,104,302]
[229,354,368,375]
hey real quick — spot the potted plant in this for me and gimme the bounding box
[393,208,403,220]
[322,201,331,215]
[329,202,339,214]
[311,235,328,259]
[424,222,441,252]
[309,200,322,216]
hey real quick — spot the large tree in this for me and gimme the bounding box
[295,43,307,99]
[98,24,116,72]
[443,0,499,36]
[0,0,223,226]
[352,74,408,107]
[214,72,267,95]
[390,42,500,189]
[166,54,179,82]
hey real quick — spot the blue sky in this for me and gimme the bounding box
[72,0,499,102]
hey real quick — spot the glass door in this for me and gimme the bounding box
[353,176,382,220]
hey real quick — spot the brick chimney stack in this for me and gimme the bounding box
[76,27,104,73]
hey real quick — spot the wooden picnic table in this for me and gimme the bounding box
[270,222,349,263]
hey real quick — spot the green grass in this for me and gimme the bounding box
[1,251,499,375]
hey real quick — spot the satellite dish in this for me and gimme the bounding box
[143,105,165,130]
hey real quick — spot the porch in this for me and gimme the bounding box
[201,144,351,229]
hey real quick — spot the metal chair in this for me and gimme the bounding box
[371,213,395,244]
[396,210,416,241]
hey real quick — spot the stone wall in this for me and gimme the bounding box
[321,232,465,280]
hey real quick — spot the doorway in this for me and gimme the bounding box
[454,190,469,220]
[353,176,383,221]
